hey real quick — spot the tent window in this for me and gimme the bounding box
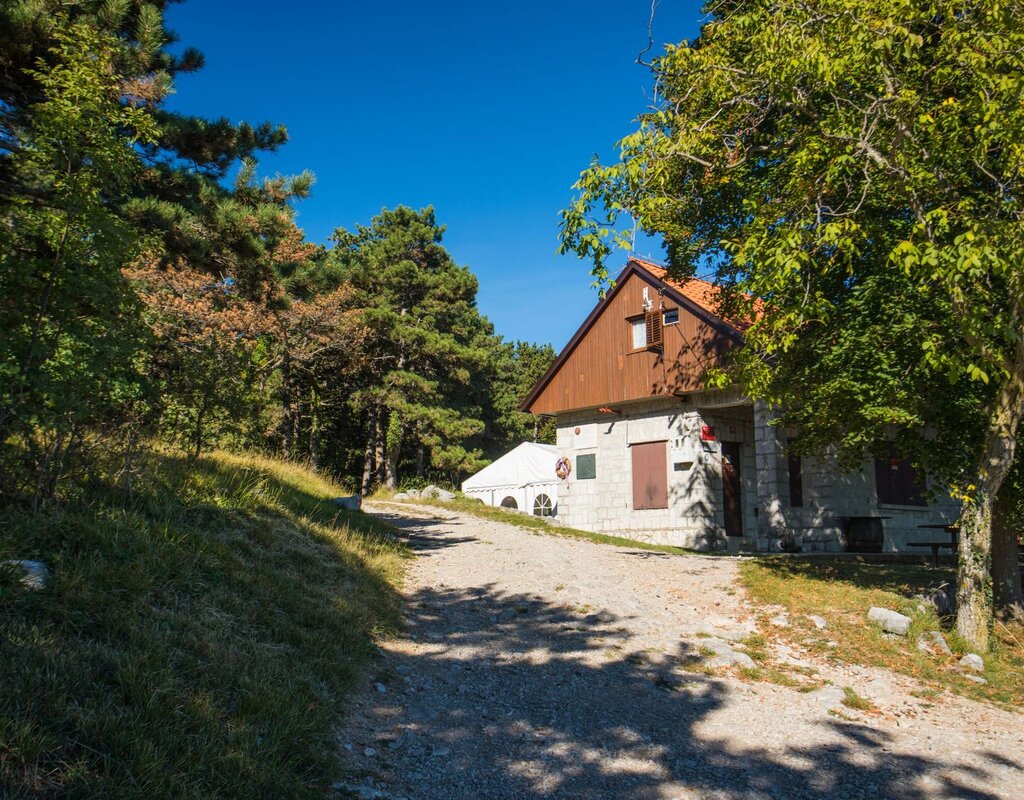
[874,445,926,506]
[630,318,646,349]
[577,453,596,480]
[500,496,518,510]
[533,493,554,517]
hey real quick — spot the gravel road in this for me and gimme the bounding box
[335,502,1024,800]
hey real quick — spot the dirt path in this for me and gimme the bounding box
[336,502,1023,800]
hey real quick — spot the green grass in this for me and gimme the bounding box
[842,686,876,711]
[0,448,408,799]
[739,559,1024,708]
[378,493,700,556]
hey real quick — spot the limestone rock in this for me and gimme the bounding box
[916,630,953,657]
[392,492,411,501]
[333,495,362,511]
[421,485,455,501]
[867,607,911,636]
[2,560,50,590]
[700,638,756,669]
[959,653,984,673]
[807,614,828,630]
[769,611,790,627]
[808,685,846,710]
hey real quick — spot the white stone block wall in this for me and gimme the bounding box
[554,396,960,553]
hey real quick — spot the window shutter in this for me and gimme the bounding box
[645,309,663,349]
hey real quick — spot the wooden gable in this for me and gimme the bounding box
[523,262,741,416]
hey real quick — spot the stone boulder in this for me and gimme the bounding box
[867,607,912,636]
[421,485,455,501]
[914,583,955,617]
[392,492,411,501]
[333,495,362,511]
[959,653,984,673]
[916,630,953,657]
[2,559,50,590]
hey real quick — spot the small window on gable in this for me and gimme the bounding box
[631,318,646,349]
[663,308,679,325]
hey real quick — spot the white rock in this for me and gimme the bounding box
[770,612,790,627]
[422,485,456,501]
[959,653,984,673]
[868,607,912,636]
[701,638,756,669]
[916,630,953,657]
[334,495,362,511]
[808,685,846,710]
[2,560,50,590]
[807,615,828,630]
[392,492,411,501]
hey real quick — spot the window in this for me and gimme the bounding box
[631,318,646,349]
[663,308,679,325]
[874,445,926,506]
[576,453,596,480]
[631,441,668,509]
[788,454,804,508]
[533,493,554,517]
[500,496,518,510]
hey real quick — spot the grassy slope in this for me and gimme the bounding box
[740,559,1024,708]
[0,450,408,799]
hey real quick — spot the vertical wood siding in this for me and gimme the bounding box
[527,271,735,415]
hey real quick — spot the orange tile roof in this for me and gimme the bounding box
[628,256,759,330]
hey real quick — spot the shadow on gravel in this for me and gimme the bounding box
[360,584,1004,800]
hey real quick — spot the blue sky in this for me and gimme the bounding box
[164,0,706,350]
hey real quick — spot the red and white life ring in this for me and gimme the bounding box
[555,456,572,480]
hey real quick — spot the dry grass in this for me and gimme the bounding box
[0,448,408,799]
[739,559,1024,709]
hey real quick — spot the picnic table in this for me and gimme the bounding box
[908,523,958,566]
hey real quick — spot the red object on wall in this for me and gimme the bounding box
[700,425,716,442]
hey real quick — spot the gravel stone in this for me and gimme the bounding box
[338,501,1024,800]
[1,559,50,590]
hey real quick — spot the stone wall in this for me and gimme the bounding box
[554,396,960,553]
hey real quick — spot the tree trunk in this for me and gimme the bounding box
[956,349,1024,650]
[416,445,425,480]
[373,408,387,487]
[360,406,377,496]
[309,388,320,471]
[384,414,402,491]
[281,352,294,459]
[992,481,1023,618]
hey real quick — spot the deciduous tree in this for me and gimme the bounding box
[561,0,1024,650]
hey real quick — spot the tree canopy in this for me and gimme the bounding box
[561,0,1024,648]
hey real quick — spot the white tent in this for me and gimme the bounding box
[462,442,559,517]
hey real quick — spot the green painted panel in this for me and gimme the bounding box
[577,453,596,480]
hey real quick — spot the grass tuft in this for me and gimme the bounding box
[0,447,408,799]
